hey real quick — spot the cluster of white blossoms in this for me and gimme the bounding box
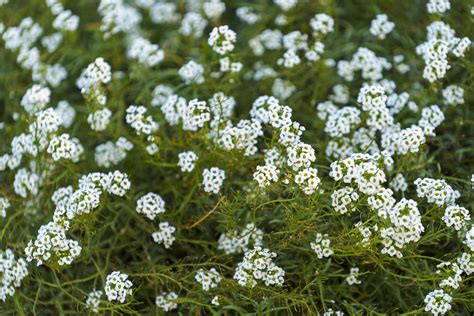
[310,233,333,259]
[0,197,10,218]
[47,133,83,162]
[427,0,451,14]
[442,85,464,106]
[330,153,387,195]
[24,221,82,266]
[95,137,133,167]
[13,168,40,198]
[25,171,131,266]
[390,173,408,192]
[414,178,459,207]
[442,206,470,231]
[125,105,159,135]
[236,7,261,24]
[233,247,285,288]
[218,223,264,254]
[215,119,263,156]
[87,108,112,131]
[418,105,445,136]
[253,164,279,188]
[380,198,424,258]
[395,125,426,155]
[21,84,51,115]
[45,0,79,32]
[331,187,359,215]
[345,267,362,285]
[0,15,70,86]
[0,249,28,301]
[337,47,391,82]
[310,13,335,36]
[104,271,133,303]
[424,289,452,315]
[369,14,395,40]
[203,0,226,20]
[76,57,112,105]
[195,268,222,291]
[85,290,103,313]
[180,12,207,38]
[155,291,178,312]
[0,0,473,314]
[179,60,205,84]
[356,84,393,131]
[136,192,166,221]
[182,99,211,131]
[323,308,345,316]
[208,25,237,55]
[152,222,176,249]
[416,18,471,82]
[177,151,198,173]
[329,153,427,258]
[202,167,226,194]
[97,0,141,38]
[127,36,164,67]
[273,0,297,12]
[294,167,321,195]
[324,106,361,138]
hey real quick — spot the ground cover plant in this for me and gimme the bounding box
[0,0,473,314]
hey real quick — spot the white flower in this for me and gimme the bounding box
[178,151,198,172]
[208,25,236,55]
[424,288,452,315]
[369,14,394,40]
[136,192,166,221]
[310,233,333,259]
[0,249,28,301]
[195,268,222,291]
[234,247,285,288]
[253,165,279,188]
[152,222,176,248]
[86,290,103,313]
[202,167,225,194]
[105,271,133,303]
[155,292,178,311]
[346,267,361,285]
[179,60,204,84]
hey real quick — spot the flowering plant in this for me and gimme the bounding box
[0,0,473,314]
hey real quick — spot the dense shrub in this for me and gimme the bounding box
[0,0,473,314]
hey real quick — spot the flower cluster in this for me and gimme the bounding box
[310,233,333,259]
[155,292,178,312]
[253,164,279,188]
[233,247,285,288]
[85,290,103,313]
[95,137,133,167]
[0,249,28,301]
[152,222,176,249]
[414,178,459,207]
[202,167,226,194]
[0,1,473,314]
[0,197,10,218]
[424,289,452,315]
[346,267,362,285]
[136,192,166,221]
[104,271,133,303]
[177,151,198,172]
[195,268,222,291]
[208,25,237,55]
[126,105,159,135]
[369,14,394,40]
[218,223,264,254]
